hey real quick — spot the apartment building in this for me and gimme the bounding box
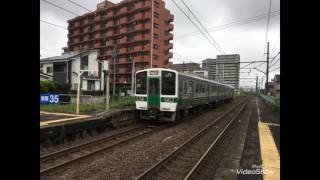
[67,0,174,90]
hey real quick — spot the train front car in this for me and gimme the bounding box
[135,68,178,122]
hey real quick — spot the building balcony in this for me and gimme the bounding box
[168,43,173,49]
[145,0,151,7]
[120,28,127,34]
[120,6,127,14]
[134,45,143,52]
[106,20,113,27]
[168,14,174,22]
[134,12,144,19]
[120,17,127,24]
[168,33,173,40]
[143,43,151,51]
[133,55,150,63]
[135,1,144,9]
[167,24,174,31]
[107,31,113,36]
[135,23,144,31]
[119,48,127,54]
[120,36,127,44]
[144,22,151,30]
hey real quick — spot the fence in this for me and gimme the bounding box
[56,94,131,105]
[260,94,280,108]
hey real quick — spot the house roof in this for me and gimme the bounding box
[40,72,53,78]
[40,49,98,63]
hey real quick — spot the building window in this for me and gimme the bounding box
[128,46,134,52]
[127,56,133,62]
[53,64,65,73]
[154,44,159,49]
[154,12,159,18]
[155,1,160,8]
[47,67,52,73]
[164,40,169,45]
[114,19,120,25]
[81,55,89,70]
[153,55,158,60]
[154,33,159,39]
[128,24,134,32]
[114,9,120,15]
[154,23,159,29]
[127,35,134,42]
[114,27,120,34]
[128,15,134,21]
[87,80,95,91]
[128,4,134,11]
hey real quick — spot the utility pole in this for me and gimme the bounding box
[131,61,135,96]
[150,0,154,68]
[265,42,269,95]
[113,44,117,96]
[105,70,110,110]
[256,76,258,94]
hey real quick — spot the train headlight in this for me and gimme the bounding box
[163,98,174,102]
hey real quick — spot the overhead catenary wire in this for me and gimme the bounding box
[263,0,272,55]
[169,0,224,54]
[179,0,225,54]
[66,0,92,12]
[40,19,68,30]
[42,0,80,16]
[269,57,280,68]
[176,10,280,39]
[269,66,280,72]
[269,51,280,64]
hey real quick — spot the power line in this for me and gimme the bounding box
[269,57,280,68]
[179,0,225,54]
[169,0,224,54]
[40,19,68,30]
[176,10,279,39]
[269,51,280,64]
[263,0,272,55]
[42,0,80,16]
[269,66,280,72]
[66,0,92,12]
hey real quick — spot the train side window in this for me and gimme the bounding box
[188,81,193,94]
[184,82,187,95]
[179,80,183,94]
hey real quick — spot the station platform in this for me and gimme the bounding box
[257,97,280,180]
[40,111,92,127]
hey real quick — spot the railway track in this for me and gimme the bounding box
[133,98,250,180]
[40,124,164,176]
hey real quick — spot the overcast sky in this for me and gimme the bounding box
[40,0,280,89]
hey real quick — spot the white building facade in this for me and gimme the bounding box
[40,50,108,95]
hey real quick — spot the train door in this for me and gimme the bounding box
[148,78,160,108]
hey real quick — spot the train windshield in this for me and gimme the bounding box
[136,71,147,94]
[161,71,176,95]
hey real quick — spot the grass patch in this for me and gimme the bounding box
[40,96,135,114]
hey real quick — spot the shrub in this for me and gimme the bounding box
[40,81,56,93]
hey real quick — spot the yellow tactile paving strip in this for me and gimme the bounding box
[258,122,280,180]
[40,111,92,126]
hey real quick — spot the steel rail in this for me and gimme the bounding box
[183,99,250,179]
[133,98,249,180]
[40,125,145,163]
[40,125,164,176]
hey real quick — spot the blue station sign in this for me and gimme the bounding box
[40,94,60,104]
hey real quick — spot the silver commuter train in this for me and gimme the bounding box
[135,68,234,122]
